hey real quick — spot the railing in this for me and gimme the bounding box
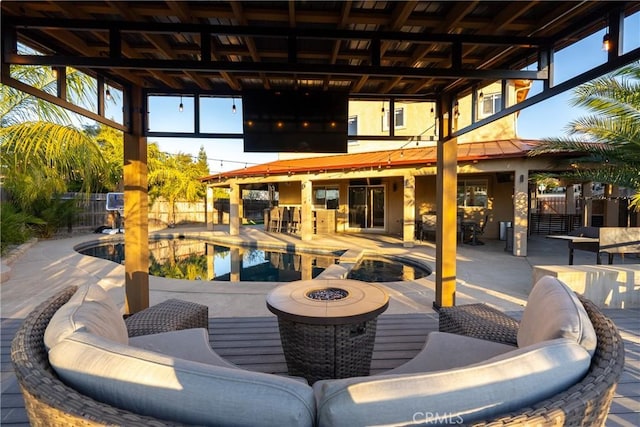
[529,214,582,235]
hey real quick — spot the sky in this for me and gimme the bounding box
[119,14,640,175]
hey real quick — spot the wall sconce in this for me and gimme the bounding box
[519,174,525,183]
[105,87,112,100]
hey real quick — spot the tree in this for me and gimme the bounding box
[84,123,124,192]
[529,61,640,210]
[0,62,108,211]
[196,145,209,173]
[148,148,209,226]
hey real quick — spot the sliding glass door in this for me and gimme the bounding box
[348,185,385,230]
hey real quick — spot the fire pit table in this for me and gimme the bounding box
[266,279,389,384]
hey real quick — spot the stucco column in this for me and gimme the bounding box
[582,181,593,227]
[605,184,619,226]
[300,179,313,241]
[513,167,529,256]
[566,184,576,215]
[123,85,149,314]
[229,183,240,235]
[206,186,214,230]
[403,174,416,248]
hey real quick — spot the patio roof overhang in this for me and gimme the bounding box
[201,139,542,182]
[2,1,639,312]
[2,2,640,138]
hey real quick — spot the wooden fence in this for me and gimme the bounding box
[62,193,270,232]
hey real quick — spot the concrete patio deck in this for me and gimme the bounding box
[1,226,638,426]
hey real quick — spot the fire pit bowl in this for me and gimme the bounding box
[306,288,349,301]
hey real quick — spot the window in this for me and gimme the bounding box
[313,186,339,209]
[382,107,406,131]
[394,107,405,128]
[348,115,358,136]
[480,93,502,117]
[457,179,488,208]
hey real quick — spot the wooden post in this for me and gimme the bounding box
[435,97,457,308]
[123,85,149,314]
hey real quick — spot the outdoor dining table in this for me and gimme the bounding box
[266,279,389,384]
[546,234,600,264]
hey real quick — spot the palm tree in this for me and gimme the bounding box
[148,149,209,226]
[0,61,108,211]
[529,61,640,210]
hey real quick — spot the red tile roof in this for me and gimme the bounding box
[201,139,542,182]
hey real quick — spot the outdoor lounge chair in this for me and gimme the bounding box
[12,284,624,426]
[420,214,437,241]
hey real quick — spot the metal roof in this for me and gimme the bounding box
[201,139,541,181]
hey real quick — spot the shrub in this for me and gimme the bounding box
[0,203,43,255]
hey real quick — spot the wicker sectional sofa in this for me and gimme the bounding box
[12,277,624,426]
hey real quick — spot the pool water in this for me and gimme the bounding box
[78,238,430,282]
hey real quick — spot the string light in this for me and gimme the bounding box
[179,96,184,112]
[602,32,611,51]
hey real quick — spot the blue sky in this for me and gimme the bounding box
[146,14,639,174]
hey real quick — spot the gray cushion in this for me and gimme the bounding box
[518,275,597,355]
[49,332,316,427]
[44,283,128,351]
[129,328,239,369]
[384,331,515,375]
[313,338,590,427]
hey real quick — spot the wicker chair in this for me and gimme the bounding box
[11,286,191,426]
[439,295,625,426]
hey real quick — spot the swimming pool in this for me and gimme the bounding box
[77,237,431,283]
